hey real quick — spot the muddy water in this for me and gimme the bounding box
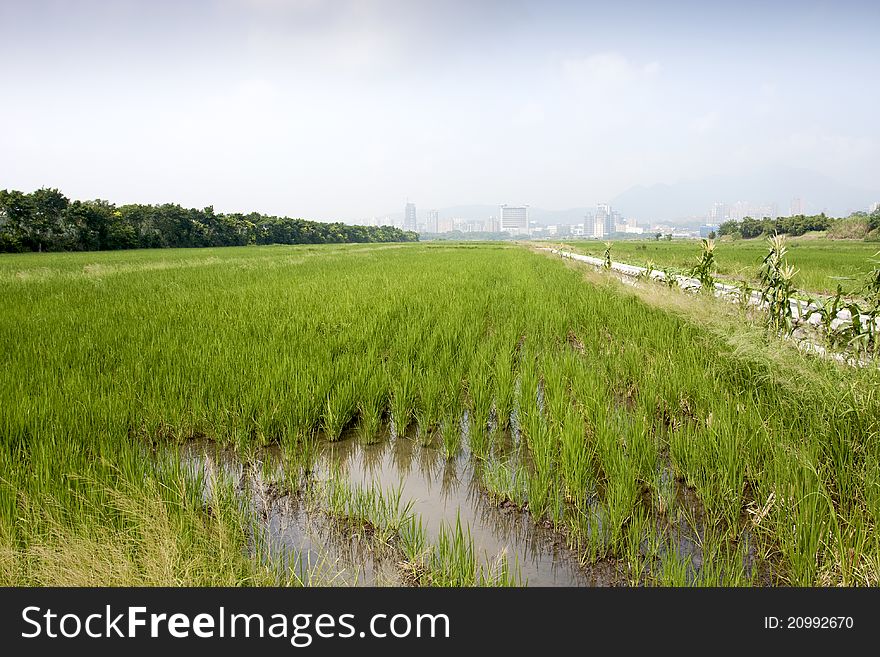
[181,432,602,586]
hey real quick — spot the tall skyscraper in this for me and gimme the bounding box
[710,202,726,223]
[404,202,417,231]
[426,209,439,233]
[499,205,529,235]
[584,212,597,237]
[595,203,612,237]
[790,198,805,216]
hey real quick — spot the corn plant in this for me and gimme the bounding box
[690,238,716,292]
[642,260,657,281]
[758,234,798,335]
[859,253,880,357]
[807,284,847,348]
[661,266,679,288]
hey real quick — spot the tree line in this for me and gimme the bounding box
[0,188,418,253]
[717,210,880,240]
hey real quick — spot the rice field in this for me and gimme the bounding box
[559,238,879,295]
[2,242,879,586]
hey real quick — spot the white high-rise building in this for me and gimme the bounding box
[584,212,597,238]
[404,202,417,231]
[595,203,613,237]
[790,198,805,216]
[426,209,439,233]
[499,205,529,235]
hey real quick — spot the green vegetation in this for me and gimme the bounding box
[690,238,717,291]
[0,187,417,253]
[2,242,879,586]
[560,237,879,294]
[717,209,880,240]
[758,235,798,335]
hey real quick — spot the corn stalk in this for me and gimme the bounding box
[690,238,716,292]
[758,234,797,335]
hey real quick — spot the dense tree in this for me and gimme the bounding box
[0,188,418,253]
[718,213,835,239]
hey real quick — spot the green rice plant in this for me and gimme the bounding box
[692,522,751,586]
[390,367,416,437]
[557,408,595,508]
[465,364,493,459]
[322,383,357,441]
[594,416,641,552]
[424,516,519,586]
[439,414,461,460]
[357,402,382,445]
[623,508,652,585]
[413,383,440,447]
[492,354,515,431]
[655,549,693,586]
[322,478,417,547]
[4,241,880,587]
[482,458,528,508]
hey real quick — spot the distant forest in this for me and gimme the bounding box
[0,188,419,253]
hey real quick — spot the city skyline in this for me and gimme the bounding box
[372,191,875,235]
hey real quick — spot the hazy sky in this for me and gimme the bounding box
[1,0,878,220]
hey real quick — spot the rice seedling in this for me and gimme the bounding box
[422,515,519,587]
[2,241,879,587]
[482,458,528,509]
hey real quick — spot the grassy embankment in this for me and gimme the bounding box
[559,237,879,295]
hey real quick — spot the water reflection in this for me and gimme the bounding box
[180,431,594,586]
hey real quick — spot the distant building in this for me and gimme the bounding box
[871,202,880,213]
[597,203,613,237]
[790,197,805,216]
[583,212,597,238]
[729,200,778,221]
[499,205,529,235]
[404,202,417,231]
[700,224,719,238]
[426,209,439,233]
[581,204,615,238]
[437,216,455,233]
[710,202,726,224]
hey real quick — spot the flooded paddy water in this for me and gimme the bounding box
[179,418,768,586]
[180,429,604,586]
